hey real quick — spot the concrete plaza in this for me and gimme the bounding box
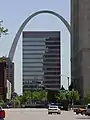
[4,108,90,120]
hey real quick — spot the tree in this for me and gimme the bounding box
[23,91,32,102]
[84,92,90,105]
[40,90,47,101]
[21,90,47,102]
[55,90,80,103]
[70,89,80,101]
[65,91,71,101]
[31,91,47,101]
[31,91,40,101]
[0,20,8,37]
[11,91,32,106]
[10,97,20,108]
[16,95,25,105]
[69,89,80,105]
[0,99,4,107]
[55,92,67,101]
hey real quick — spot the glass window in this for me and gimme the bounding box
[23,37,45,41]
[23,46,45,49]
[23,54,43,59]
[23,59,43,63]
[23,41,45,46]
[23,72,44,76]
[23,51,45,54]
[23,63,43,67]
[23,67,43,71]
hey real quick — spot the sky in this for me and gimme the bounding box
[0,0,70,94]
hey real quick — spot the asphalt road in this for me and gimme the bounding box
[4,108,90,120]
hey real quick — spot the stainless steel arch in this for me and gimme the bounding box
[8,10,72,61]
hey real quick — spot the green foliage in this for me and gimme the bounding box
[39,90,47,101]
[84,92,90,104]
[23,91,32,101]
[65,91,71,100]
[9,90,80,107]
[0,20,8,37]
[17,90,47,104]
[69,89,80,100]
[55,92,67,101]
[0,99,4,107]
[10,97,20,107]
[55,89,80,102]
[32,91,40,101]
[16,95,26,104]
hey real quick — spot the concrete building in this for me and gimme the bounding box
[22,31,61,92]
[71,0,90,98]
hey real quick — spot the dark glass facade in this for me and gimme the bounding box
[44,37,60,90]
[22,31,61,92]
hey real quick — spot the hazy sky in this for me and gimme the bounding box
[0,0,70,94]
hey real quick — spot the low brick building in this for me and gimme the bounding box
[0,57,7,101]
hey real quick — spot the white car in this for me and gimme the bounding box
[48,105,61,114]
[85,104,90,116]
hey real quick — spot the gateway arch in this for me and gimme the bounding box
[8,10,72,61]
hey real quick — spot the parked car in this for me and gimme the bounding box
[57,103,63,110]
[74,108,86,115]
[85,104,90,116]
[57,100,70,111]
[73,108,78,112]
[48,105,61,114]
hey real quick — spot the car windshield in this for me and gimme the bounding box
[49,106,58,108]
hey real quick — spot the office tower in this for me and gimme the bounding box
[43,37,60,90]
[6,57,14,93]
[22,31,61,92]
[71,0,90,98]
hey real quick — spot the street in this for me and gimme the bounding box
[4,108,90,120]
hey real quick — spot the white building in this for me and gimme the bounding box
[6,80,12,99]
